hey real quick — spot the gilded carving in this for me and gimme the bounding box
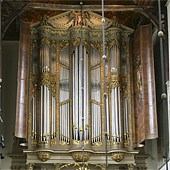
[70,38,81,54]
[72,140,89,145]
[92,141,102,146]
[51,40,57,48]
[90,41,100,53]
[26,163,34,170]
[39,37,51,47]
[51,73,57,98]
[32,73,38,97]
[51,137,56,146]
[32,138,37,146]
[37,152,51,162]
[59,163,104,170]
[110,72,121,90]
[127,163,136,170]
[71,152,91,162]
[111,153,124,162]
[124,138,129,147]
[109,39,120,50]
[28,112,32,139]
[112,16,119,27]
[83,38,89,54]
[100,43,105,140]
[107,140,111,146]
[72,11,88,26]
[39,72,50,89]
[60,140,69,146]
[11,166,20,170]
[54,163,62,170]
[91,99,101,106]
[60,40,69,51]
[38,140,50,145]
[122,75,127,98]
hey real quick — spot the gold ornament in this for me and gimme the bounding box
[111,153,124,162]
[37,152,51,162]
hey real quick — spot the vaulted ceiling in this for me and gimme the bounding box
[1,0,167,40]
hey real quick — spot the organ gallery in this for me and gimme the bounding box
[14,10,158,170]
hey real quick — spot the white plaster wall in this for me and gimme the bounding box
[1,41,19,170]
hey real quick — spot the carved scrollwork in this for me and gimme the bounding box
[39,72,50,89]
[110,72,121,90]
[90,41,100,52]
[109,39,120,50]
[122,75,127,98]
[83,38,89,54]
[39,37,51,47]
[51,40,57,48]
[111,153,124,162]
[51,73,56,98]
[60,40,69,51]
[37,152,51,162]
[70,38,81,54]
[51,137,56,146]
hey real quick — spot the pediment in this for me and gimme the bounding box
[30,11,133,33]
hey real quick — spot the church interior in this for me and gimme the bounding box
[0,0,170,169]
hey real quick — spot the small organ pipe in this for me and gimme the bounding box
[118,87,122,142]
[32,97,35,136]
[115,87,119,141]
[106,97,109,140]
[68,102,70,143]
[123,97,126,140]
[47,88,50,141]
[65,103,67,142]
[51,97,53,138]
[41,86,43,141]
[73,53,75,140]
[60,105,61,140]
[92,103,93,143]
[125,99,129,138]
[35,96,37,138]
[54,98,56,137]
[44,85,46,141]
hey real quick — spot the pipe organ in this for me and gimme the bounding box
[15,12,158,169]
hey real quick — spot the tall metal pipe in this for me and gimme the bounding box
[102,0,107,169]
[158,0,168,169]
[80,2,85,170]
